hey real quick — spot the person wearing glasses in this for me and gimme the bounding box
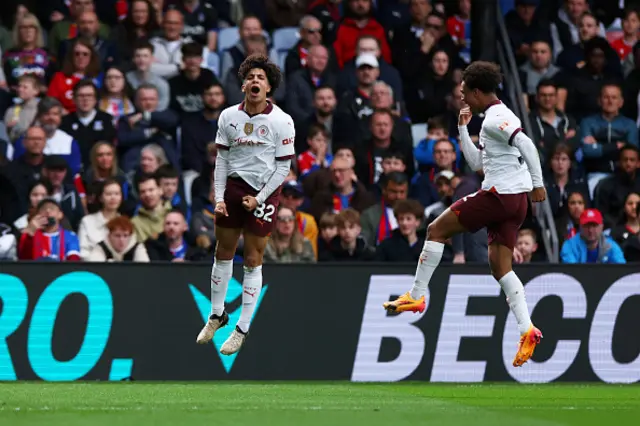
[263,206,316,263]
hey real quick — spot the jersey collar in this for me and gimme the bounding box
[484,99,502,113]
[238,101,273,117]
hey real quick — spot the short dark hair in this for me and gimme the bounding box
[335,208,360,229]
[620,144,640,158]
[181,42,202,58]
[383,171,408,187]
[434,138,456,151]
[382,151,405,163]
[73,79,98,97]
[427,11,446,24]
[204,82,223,93]
[36,198,61,212]
[307,122,329,140]
[166,208,186,220]
[315,85,335,95]
[137,173,159,189]
[393,199,424,221]
[134,38,154,53]
[156,164,179,180]
[584,36,610,57]
[537,78,557,92]
[37,97,62,117]
[238,54,282,96]
[624,7,640,20]
[427,115,447,131]
[462,61,502,94]
[549,142,574,163]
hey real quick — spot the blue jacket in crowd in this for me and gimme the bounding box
[580,114,638,174]
[560,233,626,264]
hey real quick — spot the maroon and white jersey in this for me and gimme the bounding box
[215,101,296,190]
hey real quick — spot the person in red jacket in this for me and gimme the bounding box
[47,38,103,113]
[333,0,391,68]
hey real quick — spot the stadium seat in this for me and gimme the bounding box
[182,170,200,207]
[207,51,220,77]
[272,27,299,53]
[218,27,240,52]
[411,123,428,147]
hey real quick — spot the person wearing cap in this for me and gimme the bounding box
[332,0,391,69]
[560,208,626,263]
[17,198,81,261]
[41,155,85,231]
[279,180,319,257]
[424,170,458,223]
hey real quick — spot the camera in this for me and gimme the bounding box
[46,217,56,227]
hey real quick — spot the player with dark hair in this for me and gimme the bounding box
[383,61,547,367]
[196,54,295,355]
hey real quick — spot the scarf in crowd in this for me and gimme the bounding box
[376,201,392,244]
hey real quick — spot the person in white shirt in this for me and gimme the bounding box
[384,61,548,368]
[196,54,295,355]
[77,178,122,258]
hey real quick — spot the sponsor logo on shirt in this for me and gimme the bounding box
[233,137,266,147]
[281,137,294,145]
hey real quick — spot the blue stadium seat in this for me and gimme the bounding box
[272,27,299,53]
[411,123,428,148]
[218,27,240,52]
[207,51,220,77]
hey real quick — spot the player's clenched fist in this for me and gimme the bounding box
[214,201,228,218]
[458,106,472,126]
[242,195,258,212]
[530,187,547,202]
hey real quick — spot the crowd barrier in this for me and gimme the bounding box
[1,263,638,383]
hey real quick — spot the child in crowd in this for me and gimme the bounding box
[319,208,375,261]
[297,123,333,178]
[156,165,189,222]
[4,75,40,141]
[611,8,640,61]
[516,229,539,264]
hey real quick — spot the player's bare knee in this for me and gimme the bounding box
[243,253,263,268]
[426,222,447,243]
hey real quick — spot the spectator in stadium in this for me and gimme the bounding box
[190,182,215,246]
[551,0,606,57]
[408,49,455,123]
[374,198,425,262]
[333,0,392,69]
[7,127,47,209]
[110,0,161,65]
[337,35,403,103]
[117,83,179,172]
[610,191,640,252]
[286,44,336,124]
[560,208,626,263]
[126,40,171,111]
[285,15,335,77]
[48,0,110,59]
[504,0,552,66]
[265,0,308,29]
[60,80,117,167]
[297,123,332,179]
[424,170,457,222]
[77,177,122,258]
[131,174,172,242]
[87,215,150,261]
[610,8,640,61]
[319,207,375,261]
[560,38,623,122]
[13,180,52,231]
[219,14,264,83]
[451,170,488,264]
[11,98,83,175]
[594,145,640,229]
[580,84,638,194]
[181,82,225,173]
[295,85,336,154]
[369,151,408,200]
[307,0,341,46]
[149,9,196,79]
[279,180,319,257]
[145,209,208,261]
[515,229,539,263]
[168,0,218,51]
[332,53,378,146]
[58,11,118,69]
[556,190,587,246]
[128,143,169,200]
[359,171,408,246]
[519,40,561,111]
[392,9,461,90]
[156,164,188,221]
[354,109,415,188]
[4,75,40,141]
[99,65,136,125]
[544,142,590,219]
[412,136,457,206]
[169,42,219,117]
[309,155,375,221]
[555,13,619,76]
[41,155,85,230]
[263,205,316,263]
[47,38,103,114]
[82,141,130,214]
[528,79,579,158]
[2,13,51,93]
[316,211,337,259]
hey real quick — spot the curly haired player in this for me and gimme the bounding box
[383,61,547,367]
[196,54,295,355]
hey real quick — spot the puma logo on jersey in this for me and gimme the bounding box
[229,123,238,130]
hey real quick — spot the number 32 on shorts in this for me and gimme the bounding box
[253,203,275,222]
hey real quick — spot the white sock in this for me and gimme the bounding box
[210,259,233,317]
[237,265,263,333]
[499,271,532,335]
[410,241,444,299]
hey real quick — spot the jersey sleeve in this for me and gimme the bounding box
[215,111,230,150]
[486,111,523,146]
[275,117,296,160]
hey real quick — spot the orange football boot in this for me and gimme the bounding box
[513,324,543,367]
[383,292,426,314]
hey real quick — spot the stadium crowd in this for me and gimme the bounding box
[0,0,638,264]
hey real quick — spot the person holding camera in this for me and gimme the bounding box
[17,198,80,261]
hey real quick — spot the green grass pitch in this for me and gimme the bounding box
[1,383,639,426]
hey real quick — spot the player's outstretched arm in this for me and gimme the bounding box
[255,159,292,205]
[512,131,546,201]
